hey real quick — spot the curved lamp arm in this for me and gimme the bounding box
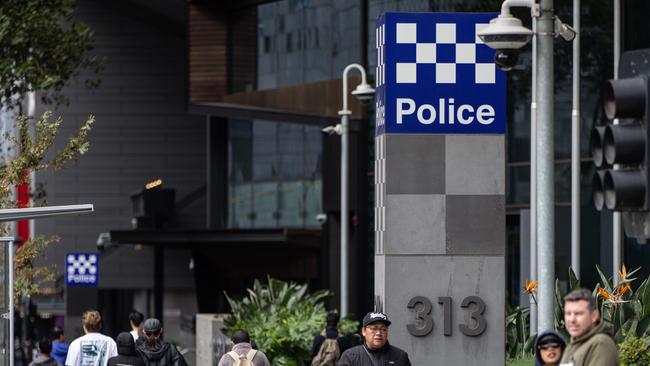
[340,63,370,114]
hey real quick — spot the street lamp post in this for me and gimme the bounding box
[479,0,577,333]
[536,0,556,333]
[336,63,374,317]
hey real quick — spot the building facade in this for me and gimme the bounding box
[27,0,650,352]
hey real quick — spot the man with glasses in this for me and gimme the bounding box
[338,312,411,366]
[560,288,618,366]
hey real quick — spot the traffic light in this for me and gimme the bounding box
[591,75,650,241]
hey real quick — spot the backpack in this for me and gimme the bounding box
[311,338,340,366]
[227,350,257,366]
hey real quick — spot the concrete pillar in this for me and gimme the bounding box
[375,134,505,364]
[374,12,506,364]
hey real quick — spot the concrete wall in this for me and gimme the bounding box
[375,134,505,365]
[28,2,205,342]
[35,0,206,284]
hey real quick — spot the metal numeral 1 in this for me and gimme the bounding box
[438,297,452,336]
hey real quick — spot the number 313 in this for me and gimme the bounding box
[406,296,487,337]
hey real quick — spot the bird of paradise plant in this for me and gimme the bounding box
[597,265,637,304]
[523,279,538,305]
[592,264,650,344]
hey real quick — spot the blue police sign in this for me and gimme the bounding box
[376,12,506,135]
[66,253,98,287]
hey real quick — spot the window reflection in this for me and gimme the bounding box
[230,0,363,92]
[228,119,323,229]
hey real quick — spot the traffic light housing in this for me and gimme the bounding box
[591,75,650,242]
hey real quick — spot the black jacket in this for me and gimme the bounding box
[311,327,352,358]
[136,340,188,366]
[337,342,411,366]
[108,332,144,366]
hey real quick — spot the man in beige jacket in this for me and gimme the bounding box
[217,330,271,366]
[560,288,619,366]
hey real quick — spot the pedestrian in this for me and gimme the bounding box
[560,288,619,366]
[217,330,271,366]
[65,310,118,366]
[51,327,69,365]
[129,311,144,341]
[534,330,566,366]
[29,338,60,366]
[337,312,411,366]
[136,318,188,366]
[311,312,351,366]
[107,333,144,366]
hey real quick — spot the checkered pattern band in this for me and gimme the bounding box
[393,22,494,84]
[376,23,386,87]
[375,134,386,255]
[67,253,98,275]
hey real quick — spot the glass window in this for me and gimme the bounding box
[228,119,323,229]
[231,0,362,92]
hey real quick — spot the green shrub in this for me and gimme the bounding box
[506,354,535,366]
[224,277,359,366]
[620,334,650,366]
[506,303,536,359]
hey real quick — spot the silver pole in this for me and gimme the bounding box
[338,63,372,316]
[537,0,555,333]
[6,238,14,366]
[340,110,350,317]
[529,15,538,336]
[0,204,93,222]
[571,0,581,278]
[613,0,622,286]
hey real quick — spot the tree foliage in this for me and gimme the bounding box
[0,0,102,109]
[0,0,99,300]
[5,112,94,301]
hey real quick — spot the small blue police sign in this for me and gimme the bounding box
[66,253,98,287]
[375,12,506,135]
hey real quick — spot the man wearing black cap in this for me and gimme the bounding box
[135,318,187,366]
[337,312,411,366]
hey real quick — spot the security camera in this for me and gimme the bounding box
[96,232,112,251]
[321,125,342,135]
[477,13,533,71]
[554,17,576,42]
[316,213,327,224]
[494,49,520,72]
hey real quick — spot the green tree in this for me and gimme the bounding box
[0,0,102,109]
[0,0,100,300]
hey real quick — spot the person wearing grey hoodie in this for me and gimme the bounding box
[534,331,566,366]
